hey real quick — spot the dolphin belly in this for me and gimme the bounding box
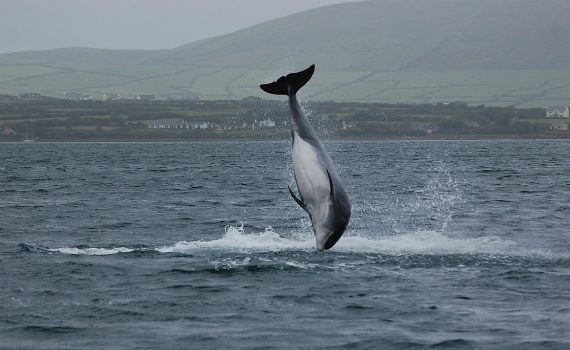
[292,132,330,207]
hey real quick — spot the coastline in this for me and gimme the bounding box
[2,133,570,143]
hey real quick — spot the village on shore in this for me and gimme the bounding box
[1,92,569,142]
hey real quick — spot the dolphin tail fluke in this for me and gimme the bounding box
[260,64,315,96]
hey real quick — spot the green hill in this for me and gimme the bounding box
[1,0,570,107]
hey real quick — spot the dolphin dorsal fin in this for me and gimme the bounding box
[288,185,309,213]
[326,169,335,203]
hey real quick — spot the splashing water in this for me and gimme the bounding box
[157,225,314,253]
[46,246,136,256]
[38,223,561,259]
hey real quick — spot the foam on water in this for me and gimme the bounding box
[339,232,516,255]
[46,246,136,255]
[157,226,314,253]
[42,224,561,259]
[159,225,548,257]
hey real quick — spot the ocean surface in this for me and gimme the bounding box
[1,140,569,349]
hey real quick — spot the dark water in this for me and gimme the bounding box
[1,140,569,349]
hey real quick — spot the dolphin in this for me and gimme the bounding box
[260,65,351,251]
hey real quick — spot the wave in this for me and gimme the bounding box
[27,225,564,259]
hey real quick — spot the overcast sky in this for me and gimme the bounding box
[0,0,364,54]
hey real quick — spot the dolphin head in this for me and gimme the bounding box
[311,201,351,251]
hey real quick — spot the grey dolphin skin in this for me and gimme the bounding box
[260,65,351,250]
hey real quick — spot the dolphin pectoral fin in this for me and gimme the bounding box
[326,169,335,203]
[288,185,309,213]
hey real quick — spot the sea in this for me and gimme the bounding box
[1,140,569,349]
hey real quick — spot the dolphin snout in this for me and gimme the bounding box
[315,228,335,251]
[314,228,330,251]
[315,220,349,251]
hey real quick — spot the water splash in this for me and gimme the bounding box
[355,159,463,235]
[157,225,313,253]
[35,224,562,259]
[46,246,136,256]
[416,160,462,233]
[158,226,521,255]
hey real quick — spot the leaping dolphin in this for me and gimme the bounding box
[260,65,351,251]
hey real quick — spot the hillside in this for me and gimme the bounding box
[153,0,570,71]
[1,0,569,107]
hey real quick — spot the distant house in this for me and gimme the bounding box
[64,92,93,101]
[136,95,156,100]
[549,121,568,131]
[64,92,83,100]
[19,93,41,99]
[546,106,569,118]
[188,121,209,129]
[148,119,186,129]
[103,92,121,101]
[258,118,276,127]
[148,119,209,129]
[1,126,17,135]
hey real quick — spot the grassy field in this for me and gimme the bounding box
[1,59,569,107]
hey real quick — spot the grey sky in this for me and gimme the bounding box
[0,0,364,54]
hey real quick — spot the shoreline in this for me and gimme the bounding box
[2,134,570,143]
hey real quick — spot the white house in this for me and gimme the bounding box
[148,119,182,129]
[258,118,276,127]
[103,92,121,101]
[148,119,209,129]
[64,92,93,100]
[189,121,209,129]
[546,106,569,118]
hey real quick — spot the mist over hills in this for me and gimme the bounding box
[1,0,570,106]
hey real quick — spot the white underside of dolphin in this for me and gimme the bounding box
[260,65,351,251]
